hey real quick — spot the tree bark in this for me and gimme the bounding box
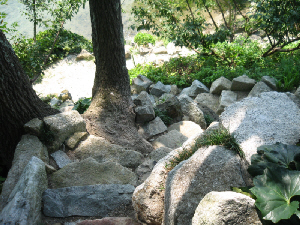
[0,30,59,171]
[84,0,153,154]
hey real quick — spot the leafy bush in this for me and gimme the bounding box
[13,29,93,79]
[129,38,300,90]
[154,108,172,125]
[134,32,156,46]
[73,97,92,114]
[166,127,243,170]
[247,143,300,224]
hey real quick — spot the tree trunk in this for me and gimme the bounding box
[0,30,59,171]
[84,0,153,154]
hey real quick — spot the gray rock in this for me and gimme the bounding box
[194,93,220,113]
[188,80,209,98]
[220,92,300,164]
[43,184,135,217]
[59,90,72,102]
[133,132,209,225]
[164,146,247,225]
[139,117,167,140]
[76,49,94,61]
[210,76,232,95]
[178,94,207,129]
[179,87,191,97]
[73,135,143,169]
[77,217,141,225]
[64,131,88,149]
[51,150,72,169]
[231,75,256,91]
[0,157,47,225]
[135,105,155,123]
[133,147,187,225]
[152,130,188,149]
[135,147,173,184]
[59,100,75,113]
[43,110,86,152]
[150,81,171,97]
[156,94,183,123]
[167,121,203,139]
[50,97,61,107]
[170,84,180,96]
[131,75,153,94]
[192,191,262,225]
[49,158,137,188]
[125,45,132,59]
[133,91,153,107]
[248,81,272,97]
[139,46,151,56]
[261,75,277,90]
[153,46,168,54]
[217,90,238,115]
[0,135,48,211]
[24,118,43,136]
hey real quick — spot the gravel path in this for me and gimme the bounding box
[33,54,135,102]
[33,54,96,102]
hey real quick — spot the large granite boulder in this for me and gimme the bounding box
[51,150,72,169]
[178,94,207,129]
[0,157,47,225]
[164,145,247,225]
[131,75,153,94]
[43,184,135,217]
[231,74,256,91]
[24,118,44,137]
[43,110,86,152]
[0,135,48,211]
[192,191,262,225]
[49,158,137,188]
[210,76,232,95]
[220,92,300,164]
[72,135,143,169]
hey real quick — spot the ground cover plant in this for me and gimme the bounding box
[166,127,243,170]
[129,37,300,91]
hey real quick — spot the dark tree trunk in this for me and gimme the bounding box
[84,0,153,154]
[0,30,59,171]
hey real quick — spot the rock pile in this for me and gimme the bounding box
[1,70,300,225]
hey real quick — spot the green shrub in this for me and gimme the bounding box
[134,32,156,46]
[247,143,300,224]
[73,97,92,114]
[13,29,93,79]
[154,108,172,125]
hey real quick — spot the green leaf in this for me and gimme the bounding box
[248,143,300,177]
[251,166,300,223]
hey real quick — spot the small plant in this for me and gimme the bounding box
[73,97,92,114]
[134,32,156,46]
[204,114,214,126]
[242,143,300,224]
[39,123,55,146]
[166,127,243,170]
[154,108,172,125]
